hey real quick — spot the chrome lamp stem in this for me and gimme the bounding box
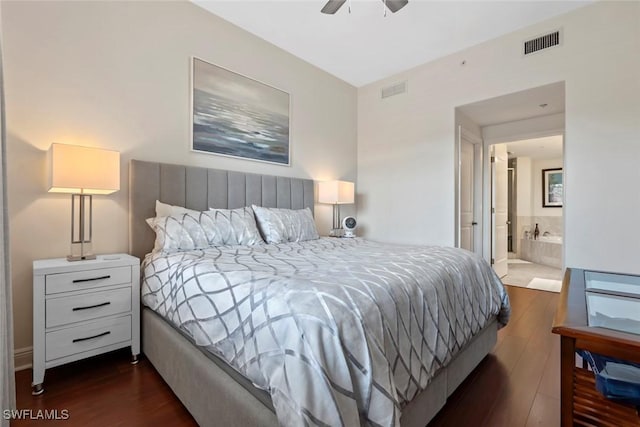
[69,193,96,261]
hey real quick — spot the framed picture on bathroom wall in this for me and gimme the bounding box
[542,168,563,207]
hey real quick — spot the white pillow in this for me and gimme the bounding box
[251,205,319,244]
[146,213,210,253]
[155,200,199,217]
[146,207,263,253]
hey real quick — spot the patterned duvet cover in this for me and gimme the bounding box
[141,237,510,426]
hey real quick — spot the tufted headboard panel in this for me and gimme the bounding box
[129,160,314,260]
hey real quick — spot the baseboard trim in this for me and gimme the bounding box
[14,346,32,371]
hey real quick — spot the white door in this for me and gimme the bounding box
[492,144,508,277]
[460,139,475,252]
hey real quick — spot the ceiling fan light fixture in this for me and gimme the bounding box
[385,0,409,13]
[321,0,347,14]
[321,0,408,15]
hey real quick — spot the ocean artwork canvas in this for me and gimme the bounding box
[192,57,290,165]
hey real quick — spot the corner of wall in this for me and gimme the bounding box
[14,346,32,372]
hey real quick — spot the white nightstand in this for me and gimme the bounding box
[32,253,140,395]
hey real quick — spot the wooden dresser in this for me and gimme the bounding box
[552,268,640,426]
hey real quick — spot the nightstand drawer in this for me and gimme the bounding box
[46,287,131,328]
[46,266,131,294]
[45,316,131,361]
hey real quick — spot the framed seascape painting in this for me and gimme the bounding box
[191,57,290,165]
[542,168,563,207]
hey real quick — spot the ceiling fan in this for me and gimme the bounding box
[321,0,409,14]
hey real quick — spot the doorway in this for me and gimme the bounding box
[454,81,566,283]
[501,135,565,289]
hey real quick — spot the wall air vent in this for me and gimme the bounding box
[523,30,561,56]
[381,81,407,99]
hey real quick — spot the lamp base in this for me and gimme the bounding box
[69,194,95,262]
[67,254,97,262]
[329,228,344,238]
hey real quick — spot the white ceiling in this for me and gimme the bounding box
[458,81,565,127]
[193,0,591,87]
[506,135,563,160]
[457,82,565,159]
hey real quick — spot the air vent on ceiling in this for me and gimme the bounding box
[381,81,407,99]
[523,30,561,56]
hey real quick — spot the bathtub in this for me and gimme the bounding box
[538,235,563,244]
[520,236,562,269]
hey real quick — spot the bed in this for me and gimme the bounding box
[129,159,510,427]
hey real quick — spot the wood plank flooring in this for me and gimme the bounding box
[429,285,560,427]
[13,286,560,426]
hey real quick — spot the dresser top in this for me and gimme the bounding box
[552,267,640,358]
[33,253,139,275]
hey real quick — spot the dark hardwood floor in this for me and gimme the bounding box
[13,349,197,427]
[13,285,560,426]
[428,285,560,427]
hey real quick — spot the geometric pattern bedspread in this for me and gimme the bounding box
[141,238,510,426]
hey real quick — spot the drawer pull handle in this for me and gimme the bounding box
[72,301,111,311]
[72,331,111,343]
[72,275,111,284]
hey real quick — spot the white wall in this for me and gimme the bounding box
[533,158,563,217]
[455,110,482,138]
[512,156,564,218]
[358,1,640,274]
[516,157,533,217]
[2,1,357,357]
[513,157,532,256]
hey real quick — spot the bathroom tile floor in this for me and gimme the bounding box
[502,258,564,291]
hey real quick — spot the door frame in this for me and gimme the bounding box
[455,126,483,254]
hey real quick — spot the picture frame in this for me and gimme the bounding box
[191,57,291,166]
[542,168,563,207]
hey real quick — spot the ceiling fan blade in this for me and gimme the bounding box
[321,0,347,14]
[384,0,408,13]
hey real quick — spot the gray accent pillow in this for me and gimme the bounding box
[146,207,263,253]
[252,205,319,244]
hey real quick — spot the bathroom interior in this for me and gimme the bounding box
[502,134,564,291]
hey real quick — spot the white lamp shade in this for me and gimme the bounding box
[48,143,120,195]
[318,180,354,204]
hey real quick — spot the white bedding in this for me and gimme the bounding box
[141,237,510,426]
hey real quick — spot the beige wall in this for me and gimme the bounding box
[1,1,357,357]
[358,2,640,274]
[513,156,565,219]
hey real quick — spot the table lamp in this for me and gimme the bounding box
[318,180,354,237]
[48,143,120,261]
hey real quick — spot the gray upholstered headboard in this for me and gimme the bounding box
[129,160,315,260]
